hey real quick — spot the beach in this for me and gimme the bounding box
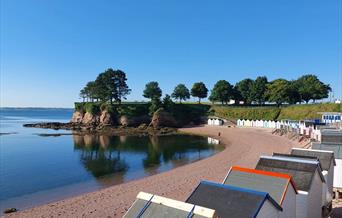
[3,126,301,217]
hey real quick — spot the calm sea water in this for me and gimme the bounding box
[0,108,223,212]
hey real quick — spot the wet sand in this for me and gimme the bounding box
[3,126,299,218]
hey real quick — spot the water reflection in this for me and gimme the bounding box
[72,134,223,180]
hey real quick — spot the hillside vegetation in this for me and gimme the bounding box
[212,103,341,121]
[277,103,342,120]
[212,106,281,120]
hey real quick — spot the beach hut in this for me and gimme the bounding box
[222,166,297,218]
[320,130,342,144]
[246,119,251,127]
[124,192,217,218]
[272,153,332,215]
[256,156,325,218]
[186,181,282,218]
[312,142,342,190]
[291,148,336,195]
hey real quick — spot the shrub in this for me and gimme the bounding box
[84,102,100,114]
[75,102,85,113]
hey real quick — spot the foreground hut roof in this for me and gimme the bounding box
[223,166,297,205]
[291,148,336,170]
[124,192,217,218]
[312,142,342,159]
[186,180,282,218]
[255,156,325,192]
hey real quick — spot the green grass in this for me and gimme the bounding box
[277,103,342,120]
[212,106,281,120]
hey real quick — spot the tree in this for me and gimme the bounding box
[250,76,268,105]
[191,82,208,103]
[162,94,175,111]
[295,74,331,103]
[95,68,131,104]
[84,81,99,102]
[171,84,190,103]
[143,81,162,101]
[209,80,233,104]
[232,86,243,105]
[113,70,131,104]
[265,79,291,106]
[286,80,301,104]
[235,78,254,105]
[79,88,87,102]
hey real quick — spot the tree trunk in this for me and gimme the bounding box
[198,98,201,104]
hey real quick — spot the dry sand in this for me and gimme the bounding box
[2,126,306,218]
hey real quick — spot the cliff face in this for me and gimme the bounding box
[70,110,149,127]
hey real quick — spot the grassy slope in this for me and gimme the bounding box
[277,103,342,120]
[212,103,341,120]
[212,106,281,120]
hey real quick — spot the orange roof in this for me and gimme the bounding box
[229,166,298,205]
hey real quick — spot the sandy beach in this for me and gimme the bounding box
[1,126,307,217]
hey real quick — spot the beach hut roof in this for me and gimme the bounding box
[186,181,282,218]
[223,166,297,205]
[256,156,325,192]
[124,192,217,218]
[291,148,336,170]
[312,142,342,159]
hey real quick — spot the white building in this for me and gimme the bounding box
[320,112,342,124]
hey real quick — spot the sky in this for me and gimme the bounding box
[1,0,341,108]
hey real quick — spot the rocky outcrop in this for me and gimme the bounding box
[100,110,116,126]
[82,112,99,125]
[71,111,84,123]
[150,109,178,128]
[119,115,150,127]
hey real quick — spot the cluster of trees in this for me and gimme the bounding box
[80,70,331,114]
[80,68,131,104]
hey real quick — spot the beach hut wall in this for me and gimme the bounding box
[124,192,217,218]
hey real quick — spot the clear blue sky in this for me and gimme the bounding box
[1,0,341,107]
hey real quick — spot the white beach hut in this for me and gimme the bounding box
[312,142,342,189]
[256,156,325,218]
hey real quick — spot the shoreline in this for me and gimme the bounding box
[3,126,299,217]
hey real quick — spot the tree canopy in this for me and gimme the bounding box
[265,79,292,106]
[235,78,254,105]
[143,81,162,101]
[191,82,208,103]
[250,76,268,105]
[80,68,130,104]
[171,84,190,103]
[209,80,233,104]
[295,74,331,103]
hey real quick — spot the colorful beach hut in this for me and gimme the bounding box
[124,192,217,218]
[256,156,325,218]
[222,166,297,218]
[186,181,282,218]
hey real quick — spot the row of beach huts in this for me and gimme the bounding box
[123,113,341,218]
